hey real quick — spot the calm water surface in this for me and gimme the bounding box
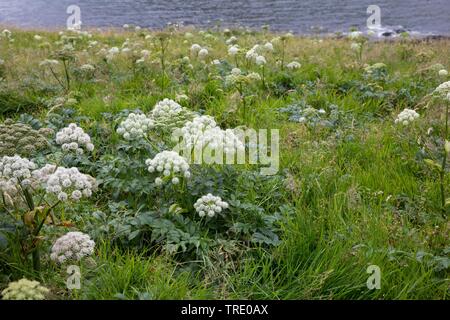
[0,0,449,36]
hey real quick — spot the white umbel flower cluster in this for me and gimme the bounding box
[198,48,209,60]
[151,98,183,119]
[350,42,361,51]
[145,150,190,185]
[245,44,260,61]
[438,69,448,77]
[245,45,266,65]
[263,42,274,52]
[394,108,420,125]
[0,155,36,188]
[33,165,96,201]
[228,45,239,56]
[255,55,266,66]
[180,115,245,155]
[434,81,450,100]
[1,278,49,300]
[56,123,94,154]
[194,194,229,218]
[50,231,95,263]
[181,115,217,138]
[191,44,208,60]
[117,113,154,141]
[286,61,301,70]
[190,44,202,54]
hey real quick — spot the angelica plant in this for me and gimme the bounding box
[1,278,49,300]
[423,82,450,214]
[156,32,171,95]
[47,44,75,92]
[0,155,97,271]
[50,231,95,263]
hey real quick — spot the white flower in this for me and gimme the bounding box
[88,40,98,47]
[225,36,238,45]
[394,108,420,125]
[194,194,229,218]
[106,46,120,60]
[255,55,266,66]
[123,24,129,29]
[1,278,49,300]
[1,29,12,38]
[0,156,36,193]
[228,45,239,56]
[245,45,260,61]
[438,69,448,77]
[263,42,274,52]
[80,64,95,72]
[55,123,94,154]
[117,113,154,140]
[34,35,42,41]
[39,59,59,67]
[151,98,183,119]
[198,48,209,60]
[50,231,95,263]
[180,115,245,156]
[190,44,202,55]
[145,151,190,185]
[434,81,450,98]
[212,59,221,65]
[286,61,301,70]
[246,72,261,81]
[231,68,241,76]
[350,42,361,51]
[348,31,362,39]
[33,166,96,201]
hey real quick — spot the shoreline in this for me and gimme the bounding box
[1,23,449,42]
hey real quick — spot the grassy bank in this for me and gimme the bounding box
[0,26,449,300]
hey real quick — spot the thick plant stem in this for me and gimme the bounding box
[63,60,70,92]
[159,38,167,95]
[32,247,40,272]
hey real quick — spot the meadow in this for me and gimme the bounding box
[0,25,449,300]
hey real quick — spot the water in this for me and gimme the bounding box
[0,0,449,37]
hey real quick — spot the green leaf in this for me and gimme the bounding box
[128,230,141,241]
